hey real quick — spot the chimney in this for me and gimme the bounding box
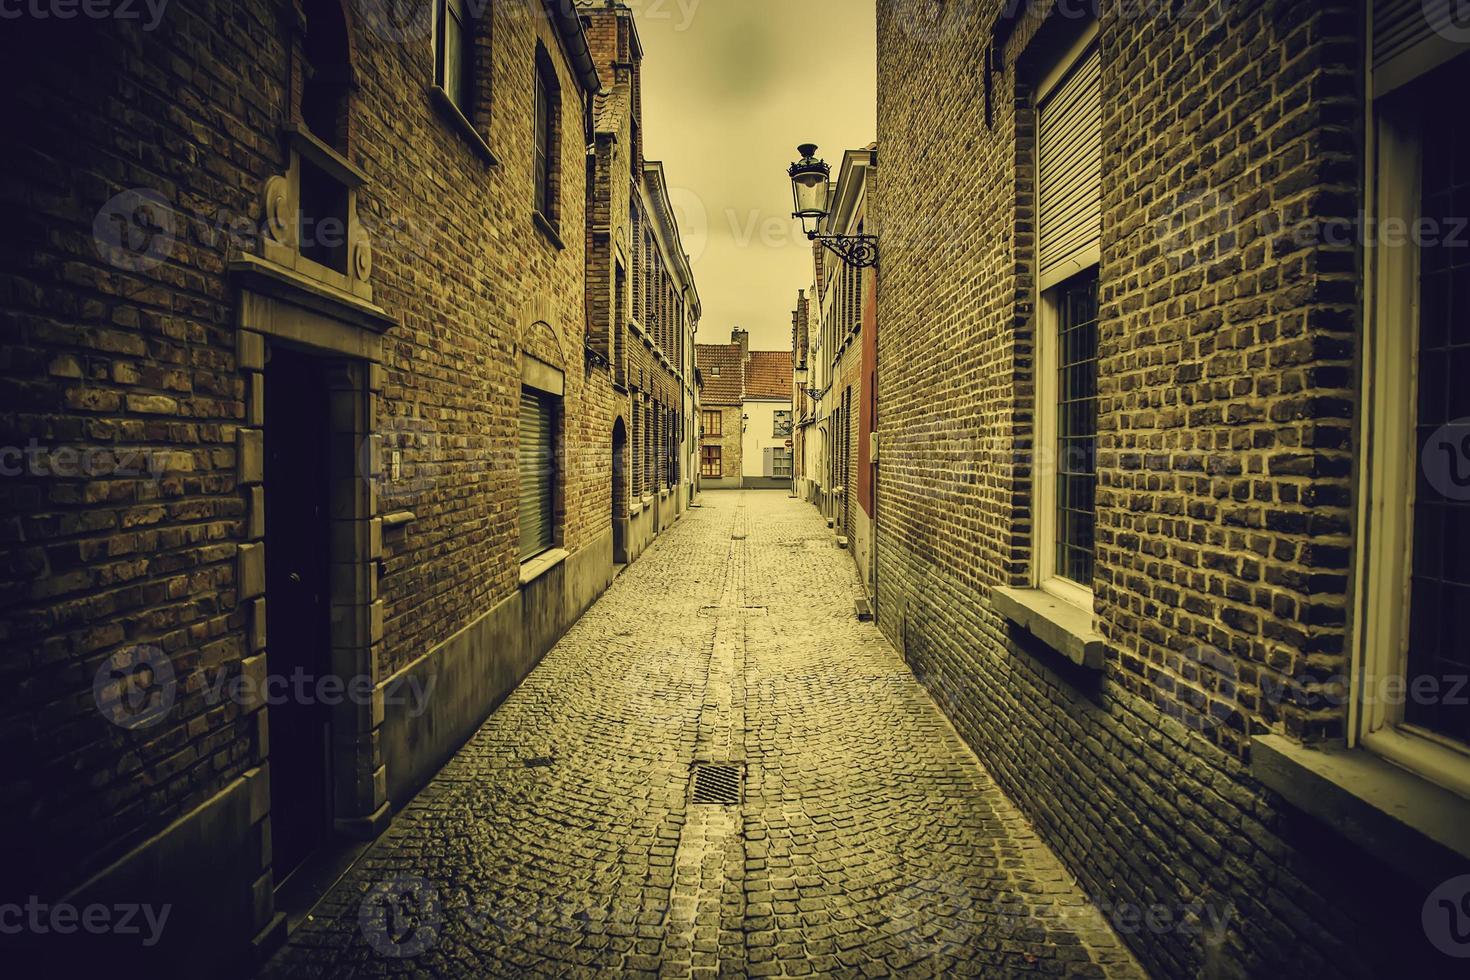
[732,327,749,359]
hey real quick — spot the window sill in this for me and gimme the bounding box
[532,210,565,250]
[1252,734,1470,887]
[518,548,568,587]
[427,86,498,165]
[992,585,1104,670]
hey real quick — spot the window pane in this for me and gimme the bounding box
[1406,68,1470,744]
[444,4,467,111]
[1054,268,1099,588]
[534,71,553,217]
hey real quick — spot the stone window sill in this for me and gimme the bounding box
[532,210,565,250]
[518,548,568,588]
[992,586,1104,670]
[427,86,498,165]
[1252,735,1470,887]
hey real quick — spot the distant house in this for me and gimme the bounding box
[695,329,794,489]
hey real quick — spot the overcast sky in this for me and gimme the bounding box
[634,0,877,354]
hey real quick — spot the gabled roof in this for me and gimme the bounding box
[695,344,744,406]
[744,351,793,400]
[695,345,793,405]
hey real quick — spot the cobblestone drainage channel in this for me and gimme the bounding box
[690,763,743,805]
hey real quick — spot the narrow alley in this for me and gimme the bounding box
[263,491,1142,979]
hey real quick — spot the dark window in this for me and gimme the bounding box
[701,446,722,478]
[438,0,473,114]
[519,387,558,559]
[534,55,558,221]
[302,0,351,151]
[1407,66,1470,745]
[1054,268,1099,587]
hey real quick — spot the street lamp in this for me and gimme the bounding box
[787,143,878,268]
[793,364,820,403]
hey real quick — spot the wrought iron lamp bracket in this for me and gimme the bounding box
[808,233,879,269]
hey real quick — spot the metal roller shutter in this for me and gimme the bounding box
[1374,0,1466,96]
[1037,42,1102,292]
[519,388,556,559]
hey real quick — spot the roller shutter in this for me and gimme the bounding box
[1037,42,1102,291]
[519,388,557,559]
[1374,0,1466,95]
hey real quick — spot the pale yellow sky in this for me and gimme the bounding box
[634,0,877,353]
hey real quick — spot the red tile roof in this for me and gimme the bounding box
[696,343,744,405]
[695,344,793,405]
[744,350,793,400]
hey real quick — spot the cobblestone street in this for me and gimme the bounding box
[261,491,1143,979]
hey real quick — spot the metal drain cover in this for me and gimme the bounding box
[691,763,743,805]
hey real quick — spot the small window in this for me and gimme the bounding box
[701,446,722,479]
[436,0,474,115]
[518,387,558,560]
[774,447,793,480]
[774,410,793,439]
[703,410,722,437]
[534,52,560,222]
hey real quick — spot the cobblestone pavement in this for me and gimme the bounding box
[262,491,1146,979]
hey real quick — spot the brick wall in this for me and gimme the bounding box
[874,1,1451,976]
[0,0,612,930]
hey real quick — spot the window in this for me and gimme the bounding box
[631,395,641,496]
[1031,25,1101,603]
[701,446,722,478]
[436,0,473,115]
[1046,270,1099,587]
[644,405,654,494]
[301,0,351,151]
[518,387,558,560]
[1355,46,1470,794]
[774,410,793,438]
[534,52,559,223]
[703,410,722,437]
[773,448,793,480]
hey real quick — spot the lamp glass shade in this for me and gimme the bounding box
[788,144,831,225]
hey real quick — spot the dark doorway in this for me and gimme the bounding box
[264,344,334,888]
[612,416,628,563]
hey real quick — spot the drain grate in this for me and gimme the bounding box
[691,763,743,805]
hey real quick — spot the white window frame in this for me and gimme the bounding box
[1030,23,1101,611]
[1351,39,1470,798]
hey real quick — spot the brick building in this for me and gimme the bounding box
[875,1,1469,976]
[696,329,794,490]
[0,0,685,971]
[695,333,746,488]
[795,146,879,600]
[581,0,701,566]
